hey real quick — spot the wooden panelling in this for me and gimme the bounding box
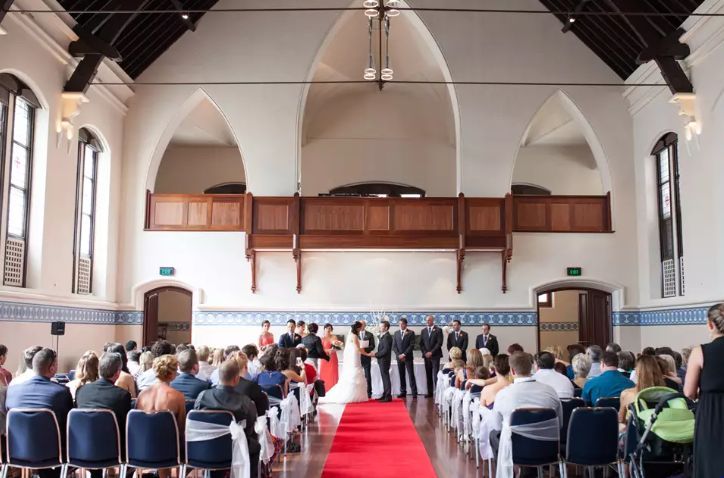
[211,201,242,227]
[303,203,365,232]
[393,203,455,231]
[366,205,390,231]
[187,201,209,226]
[146,194,245,231]
[254,199,292,233]
[512,195,611,233]
[154,201,184,226]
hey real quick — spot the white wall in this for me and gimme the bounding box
[155,146,245,194]
[513,145,603,195]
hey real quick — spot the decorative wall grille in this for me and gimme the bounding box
[662,258,676,298]
[679,256,685,296]
[76,257,92,294]
[3,238,25,287]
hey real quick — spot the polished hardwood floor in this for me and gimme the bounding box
[272,398,481,478]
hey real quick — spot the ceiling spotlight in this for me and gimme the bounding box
[363,0,379,7]
[568,16,576,23]
[181,12,190,20]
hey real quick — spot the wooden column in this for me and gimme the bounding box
[244,193,256,293]
[456,193,466,293]
[292,193,302,293]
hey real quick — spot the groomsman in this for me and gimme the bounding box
[474,323,499,356]
[446,319,468,361]
[359,320,376,399]
[278,319,302,348]
[393,318,417,398]
[372,321,393,402]
[420,315,443,398]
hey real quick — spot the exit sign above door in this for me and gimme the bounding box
[159,267,175,276]
[567,267,582,276]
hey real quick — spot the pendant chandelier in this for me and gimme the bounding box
[362,0,400,82]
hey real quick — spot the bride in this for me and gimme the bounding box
[318,321,371,404]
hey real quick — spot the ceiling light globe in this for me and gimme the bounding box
[364,72,377,81]
[381,73,393,81]
[365,8,379,17]
[363,0,379,7]
[385,9,400,17]
[381,68,393,75]
[385,0,400,7]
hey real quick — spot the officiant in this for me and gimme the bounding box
[359,320,376,399]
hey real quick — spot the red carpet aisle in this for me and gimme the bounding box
[321,400,438,478]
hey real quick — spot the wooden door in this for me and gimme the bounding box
[143,291,160,346]
[578,290,612,348]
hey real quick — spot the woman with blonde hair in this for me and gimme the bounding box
[211,348,224,367]
[457,349,484,388]
[136,351,153,378]
[572,353,592,389]
[443,347,462,372]
[66,350,99,399]
[619,355,666,424]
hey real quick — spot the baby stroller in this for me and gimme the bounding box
[625,387,695,478]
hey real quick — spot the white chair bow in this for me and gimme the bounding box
[186,418,250,478]
[495,416,559,478]
[255,415,275,464]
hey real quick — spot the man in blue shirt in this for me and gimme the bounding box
[170,348,211,400]
[582,351,634,405]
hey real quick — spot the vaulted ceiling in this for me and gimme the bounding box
[56,1,703,81]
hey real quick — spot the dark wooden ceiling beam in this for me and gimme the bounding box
[605,0,693,93]
[0,0,15,29]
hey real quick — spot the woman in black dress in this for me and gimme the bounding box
[685,303,724,477]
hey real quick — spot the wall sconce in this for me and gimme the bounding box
[57,92,88,153]
[0,26,7,35]
[670,92,701,142]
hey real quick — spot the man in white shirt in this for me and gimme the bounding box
[587,345,603,379]
[136,340,176,391]
[195,345,216,382]
[532,351,574,399]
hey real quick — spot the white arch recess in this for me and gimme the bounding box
[511,90,614,195]
[144,88,249,192]
[131,278,204,311]
[532,277,625,312]
[295,0,463,192]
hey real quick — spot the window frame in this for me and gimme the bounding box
[6,97,35,242]
[73,130,100,295]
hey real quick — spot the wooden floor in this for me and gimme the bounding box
[272,398,480,478]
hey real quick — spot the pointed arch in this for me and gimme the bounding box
[511,90,613,195]
[144,88,248,192]
[296,0,462,193]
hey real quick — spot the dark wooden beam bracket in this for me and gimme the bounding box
[0,0,15,32]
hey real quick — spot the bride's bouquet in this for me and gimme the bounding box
[331,337,344,350]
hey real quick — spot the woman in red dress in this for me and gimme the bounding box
[258,320,275,351]
[319,323,340,392]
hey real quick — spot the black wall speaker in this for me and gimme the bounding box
[51,321,65,336]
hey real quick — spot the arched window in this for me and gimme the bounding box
[325,182,426,198]
[0,74,40,287]
[511,183,552,196]
[652,133,684,297]
[204,182,246,194]
[73,128,102,294]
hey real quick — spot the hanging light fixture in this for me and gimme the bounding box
[380,16,393,81]
[385,0,401,17]
[364,17,376,80]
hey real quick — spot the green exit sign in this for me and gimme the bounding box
[567,267,582,277]
[159,267,175,276]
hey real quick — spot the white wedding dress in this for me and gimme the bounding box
[318,333,369,404]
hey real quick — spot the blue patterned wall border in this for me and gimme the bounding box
[193,310,538,327]
[613,306,709,326]
[0,300,143,325]
[540,322,578,332]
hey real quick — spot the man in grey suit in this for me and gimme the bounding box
[420,315,443,398]
[393,317,417,398]
[371,321,393,402]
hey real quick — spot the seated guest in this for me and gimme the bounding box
[6,348,73,477]
[137,340,175,391]
[278,319,302,348]
[587,345,603,378]
[135,351,153,379]
[565,344,586,379]
[210,345,240,386]
[76,352,132,475]
[657,355,682,390]
[256,351,289,396]
[241,344,260,379]
[572,353,592,389]
[0,344,12,385]
[194,359,260,478]
[229,351,269,416]
[10,345,43,386]
[301,323,330,368]
[211,348,225,367]
[480,354,511,407]
[0,376,6,437]
[136,355,186,442]
[195,345,215,382]
[618,355,665,426]
[279,349,306,386]
[298,348,317,385]
[489,352,562,478]
[553,362,568,376]
[127,351,141,376]
[296,320,307,339]
[171,349,211,400]
[458,348,484,387]
[672,351,686,383]
[442,347,463,372]
[582,351,634,405]
[258,320,275,351]
[617,351,636,378]
[106,343,138,398]
[606,342,622,354]
[66,350,99,400]
[506,343,524,355]
[533,351,574,399]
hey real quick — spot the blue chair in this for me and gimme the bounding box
[125,410,180,476]
[184,410,235,476]
[185,400,196,414]
[67,409,121,473]
[566,407,624,475]
[595,396,620,410]
[573,388,582,398]
[261,384,284,400]
[560,398,585,448]
[4,408,65,478]
[509,408,564,477]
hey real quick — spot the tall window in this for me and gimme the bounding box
[0,74,39,287]
[73,129,101,294]
[652,133,684,298]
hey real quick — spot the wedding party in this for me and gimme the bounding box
[1,0,724,477]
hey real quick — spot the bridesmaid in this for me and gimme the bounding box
[319,323,341,392]
[685,303,724,478]
[258,320,275,351]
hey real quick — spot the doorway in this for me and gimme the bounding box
[537,288,612,352]
[143,287,192,346]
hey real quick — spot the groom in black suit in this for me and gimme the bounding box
[474,323,499,357]
[359,320,376,399]
[371,320,393,402]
